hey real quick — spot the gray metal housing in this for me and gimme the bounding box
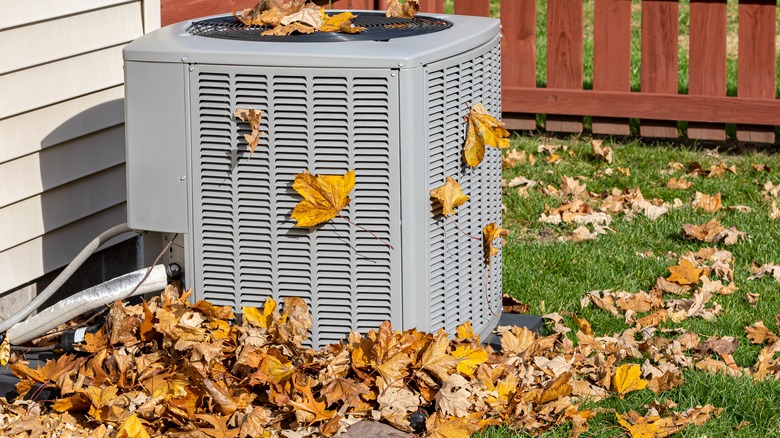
[124,12,503,348]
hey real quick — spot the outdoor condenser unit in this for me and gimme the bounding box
[123,11,503,348]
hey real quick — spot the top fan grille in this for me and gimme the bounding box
[187,12,452,42]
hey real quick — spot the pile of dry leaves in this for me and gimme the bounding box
[4,279,764,437]
[231,0,420,36]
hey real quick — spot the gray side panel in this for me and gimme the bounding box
[125,61,189,233]
[188,65,402,348]
[424,35,503,336]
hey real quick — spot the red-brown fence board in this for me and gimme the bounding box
[161,0,257,26]
[501,0,537,130]
[640,0,679,138]
[545,0,583,133]
[737,0,777,143]
[688,0,727,140]
[419,0,444,13]
[592,0,632,135]
[454,0,490,17]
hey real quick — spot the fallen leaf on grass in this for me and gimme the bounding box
[691,192,722,213]
[502,149,532,169]
[708,162,737,178]
[591,139,613,163]
[746,293,760,306]
[753,164,772,173]
[617,405,722,438]
[666,259,703,286]
[682,219,746,245]
[613,364,648,397]
[771,201,780,220]
[748,263,780,281]
[291,170,355,227]
[430,176,468,217]
[570,224,609,242]
[745,321,779,345]
[667,177,692,189]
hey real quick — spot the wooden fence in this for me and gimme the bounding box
[162,0,780,143]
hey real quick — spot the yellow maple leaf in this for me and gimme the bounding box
[613,364,648,397]
[426,413,482,438]
[430,176,469,217]
[320,12,365,33]
[451,345,488,376]
[615,412,661,438]
[463,102,510,167]
[242,297,276,329]
[666,259,703,286]
[420,330,459,381]
[117,414,151,438]
[482,223,509,265]
[291,170,355,227]
[455,321,478,342]
[234,108,265,155]
[260,350,294,384]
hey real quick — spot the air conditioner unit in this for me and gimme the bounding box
[123,11,503,348]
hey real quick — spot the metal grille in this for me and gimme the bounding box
[426,40,502,335]
[187,13,452,42]
[192,66,399,347]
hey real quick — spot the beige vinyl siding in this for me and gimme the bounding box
[0,86,124,164]
[0,205,128,293]
[0,0,159,293]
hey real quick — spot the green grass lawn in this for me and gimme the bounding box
[483,133,780,437]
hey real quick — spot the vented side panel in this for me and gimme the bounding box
[190,66,401,348]
[426,40,502,336]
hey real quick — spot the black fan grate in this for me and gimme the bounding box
[187,12,452,42]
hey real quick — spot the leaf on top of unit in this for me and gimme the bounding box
[291,170,355,227]
[320,12,365,33]
[430,176,469,217]
[463,102,510,167]
[386,0,420,18]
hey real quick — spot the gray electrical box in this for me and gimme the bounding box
[124,11,503,348]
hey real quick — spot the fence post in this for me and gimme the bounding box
[454,0,490,16]
[688,0,727,140]
[737,0,776,143]
[592,0,632,136]
[418,0,444,13]
[501,0,537,130]
[640,0,679,138]
[546,0,583,133]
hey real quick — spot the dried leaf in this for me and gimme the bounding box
[745,321,780,345]
[591,139,613,163]
[117,414,150,438]
[463,102,510,167]
[482,223,509,265]
[666,259,703,286]
[613,364,648,397]
[262,21,317,36]
[279,7,323,28]
[666,178,692,189]
[692,192,722,213]
[386,0,420,18]
[435,374,472,417]
[291,170,355,227]
[320,12,365,33]
[430,176,469,217]
[451,345,488,376]
[234,108,264,155]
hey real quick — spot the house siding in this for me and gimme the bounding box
[0,0,160,294]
